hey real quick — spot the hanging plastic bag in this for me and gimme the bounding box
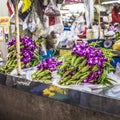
[49,16,64,34]
[22,14,30,30]
[27,6,38,32]
[43,0,49,6]
[19,4,32,21]
[22,0,32,13]
[45,0,60,16]
[32,15,43,39]
[71,13,85,35]
[41,41,47,57]
[49,16,56,26]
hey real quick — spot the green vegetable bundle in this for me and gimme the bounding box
[58,43,116,86]
[32,58,62,83]
[116,32,120,40]
[0,37,40,74]
[32,69,52,83]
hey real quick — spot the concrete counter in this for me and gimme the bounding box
[0,73,120,120]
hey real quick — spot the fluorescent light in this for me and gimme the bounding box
[102,0,120,5]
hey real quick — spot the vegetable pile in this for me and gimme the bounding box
[32,58,62,83]
[58,43,115,86]
[0,37,40,74]
[116,32,120,40]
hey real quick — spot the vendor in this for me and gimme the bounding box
[112,5,120,23]
[46,31,57,50]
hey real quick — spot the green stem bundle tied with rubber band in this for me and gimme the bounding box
[58,43,116,86]
[32,58,62,83]
[0,37,40,74]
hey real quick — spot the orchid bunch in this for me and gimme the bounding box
[72,43,107,83]
[37,58,62,71]
[32,58,62,83]
[58,43,115,86]
[0,37,40,74]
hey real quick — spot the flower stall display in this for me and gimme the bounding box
[58,43,116,86]
[32,58,62,83]
[0,37,40,74]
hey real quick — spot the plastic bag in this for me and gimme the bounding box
[105,84,120,99]
[71,17,85,36]
[41,41,47,56]
[43,0,49,6]
[49,16,64,33]
[22,0,32,13]
[10,67,37,81]
[27,6,38,32]
[45,0,60,16]
[66,34,79,48]
[115,62,120,77]
[59,31,70,47]
[52,73,105,93]
[22,14,30,30]
[107,63,120,84]
[19,5,32,21]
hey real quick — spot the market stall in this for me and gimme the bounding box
[0,0,120,119]
[1,0,119,85]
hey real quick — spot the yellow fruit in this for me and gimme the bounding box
[113,40,120,51]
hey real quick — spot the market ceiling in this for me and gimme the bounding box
[95,0,120,4]
[65,0,120,4]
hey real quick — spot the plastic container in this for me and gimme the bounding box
[41,50,54,61]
